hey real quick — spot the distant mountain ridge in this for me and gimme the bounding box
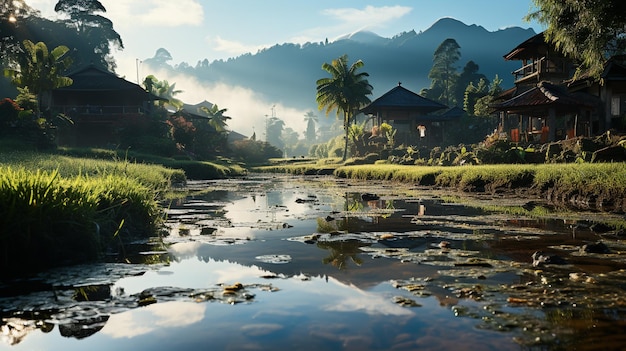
[147,18,536,112]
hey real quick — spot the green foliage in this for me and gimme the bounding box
[316,54,373,160]
[200,104,231,133]
[456,61,488,108]
[423,38,461,106]
[527,0,626,79]
[0,160,168,277]
[231,139,283,164]
[4,40,73,111]
[143,75,183,110]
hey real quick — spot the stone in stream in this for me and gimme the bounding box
[531,251,566,267]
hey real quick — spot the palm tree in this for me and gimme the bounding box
[143,75,183,111]
[200,104,231,133]
[316,54,372,161]
[5,40,73,112]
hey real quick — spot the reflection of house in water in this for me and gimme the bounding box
[360,83,462,149]
[51,65,162,147]
[493,32,626,143]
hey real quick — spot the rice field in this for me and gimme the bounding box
[0,151,185,277]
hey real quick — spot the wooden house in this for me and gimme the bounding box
[50,65,161,147]
[494,32,601,143]
[568,55,626,132]
[360,83,452,149]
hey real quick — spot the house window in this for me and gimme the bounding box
[611,97,621,116]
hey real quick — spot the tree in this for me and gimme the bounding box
[473,75,503,117]
[304,111,318,144]
[266,116,285,150]
[54,0,123,71]
[455,61,487,107]
[143,75,183,111]
[423,38,461,106]
[200,104,230,133]
[5,40,73,111]
[527,0,626,78]
[0,0,36,63]
[316,54,373,161]
[143,48,174,69]
[463,78,489,115]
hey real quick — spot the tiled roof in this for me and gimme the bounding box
[494,81,599,112]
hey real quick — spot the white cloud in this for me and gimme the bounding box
[105,0,204,28]
[322,5,412,26]
[292,5,412,44]
[208,35,268,57]
[24,0,204,28]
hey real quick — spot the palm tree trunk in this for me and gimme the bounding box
[342,110,350,161]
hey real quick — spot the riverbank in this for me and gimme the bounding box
[0,151,186,277]
[255,161,626,213]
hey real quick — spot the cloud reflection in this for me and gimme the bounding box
[102,301,205,339]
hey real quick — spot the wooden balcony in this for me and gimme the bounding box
[513,57,570,85]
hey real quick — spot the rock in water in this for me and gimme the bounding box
[532,251,566,267]
[581,241,610,254]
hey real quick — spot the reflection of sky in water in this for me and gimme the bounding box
[98,257,428,350]
[5,178,559,351]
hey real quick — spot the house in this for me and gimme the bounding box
[50,65,162,147]
[360,83,452,149]
[568,55,626,132]
[494,32,603,143]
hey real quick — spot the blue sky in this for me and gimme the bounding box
[27,0,544,137]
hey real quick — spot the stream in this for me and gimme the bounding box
[1,175,626,350]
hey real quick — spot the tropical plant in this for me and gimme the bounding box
[526,0,626,79]
[143,75,183,111]
[200,104,231,133]
[316,54,373,161]
[4,40,73,111]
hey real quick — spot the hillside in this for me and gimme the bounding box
[146,18,536,111]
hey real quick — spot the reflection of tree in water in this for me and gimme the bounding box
[317,240,364,270]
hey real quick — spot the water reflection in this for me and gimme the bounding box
[3,176,626,350]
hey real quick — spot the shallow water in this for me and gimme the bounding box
[2,175,626,350]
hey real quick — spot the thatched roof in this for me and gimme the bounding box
[54,65,160,101]
[503,32,547,61]
[494,81,599,113]
[360,84,447,115]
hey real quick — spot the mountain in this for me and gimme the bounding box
[148,18,536,113]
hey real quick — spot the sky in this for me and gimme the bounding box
[26,0,544,139]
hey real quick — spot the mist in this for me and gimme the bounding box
[117,56,311,142]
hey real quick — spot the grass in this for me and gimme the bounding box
[0,151,184,277]
[54,147,247,180]
[257,160,626,212]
